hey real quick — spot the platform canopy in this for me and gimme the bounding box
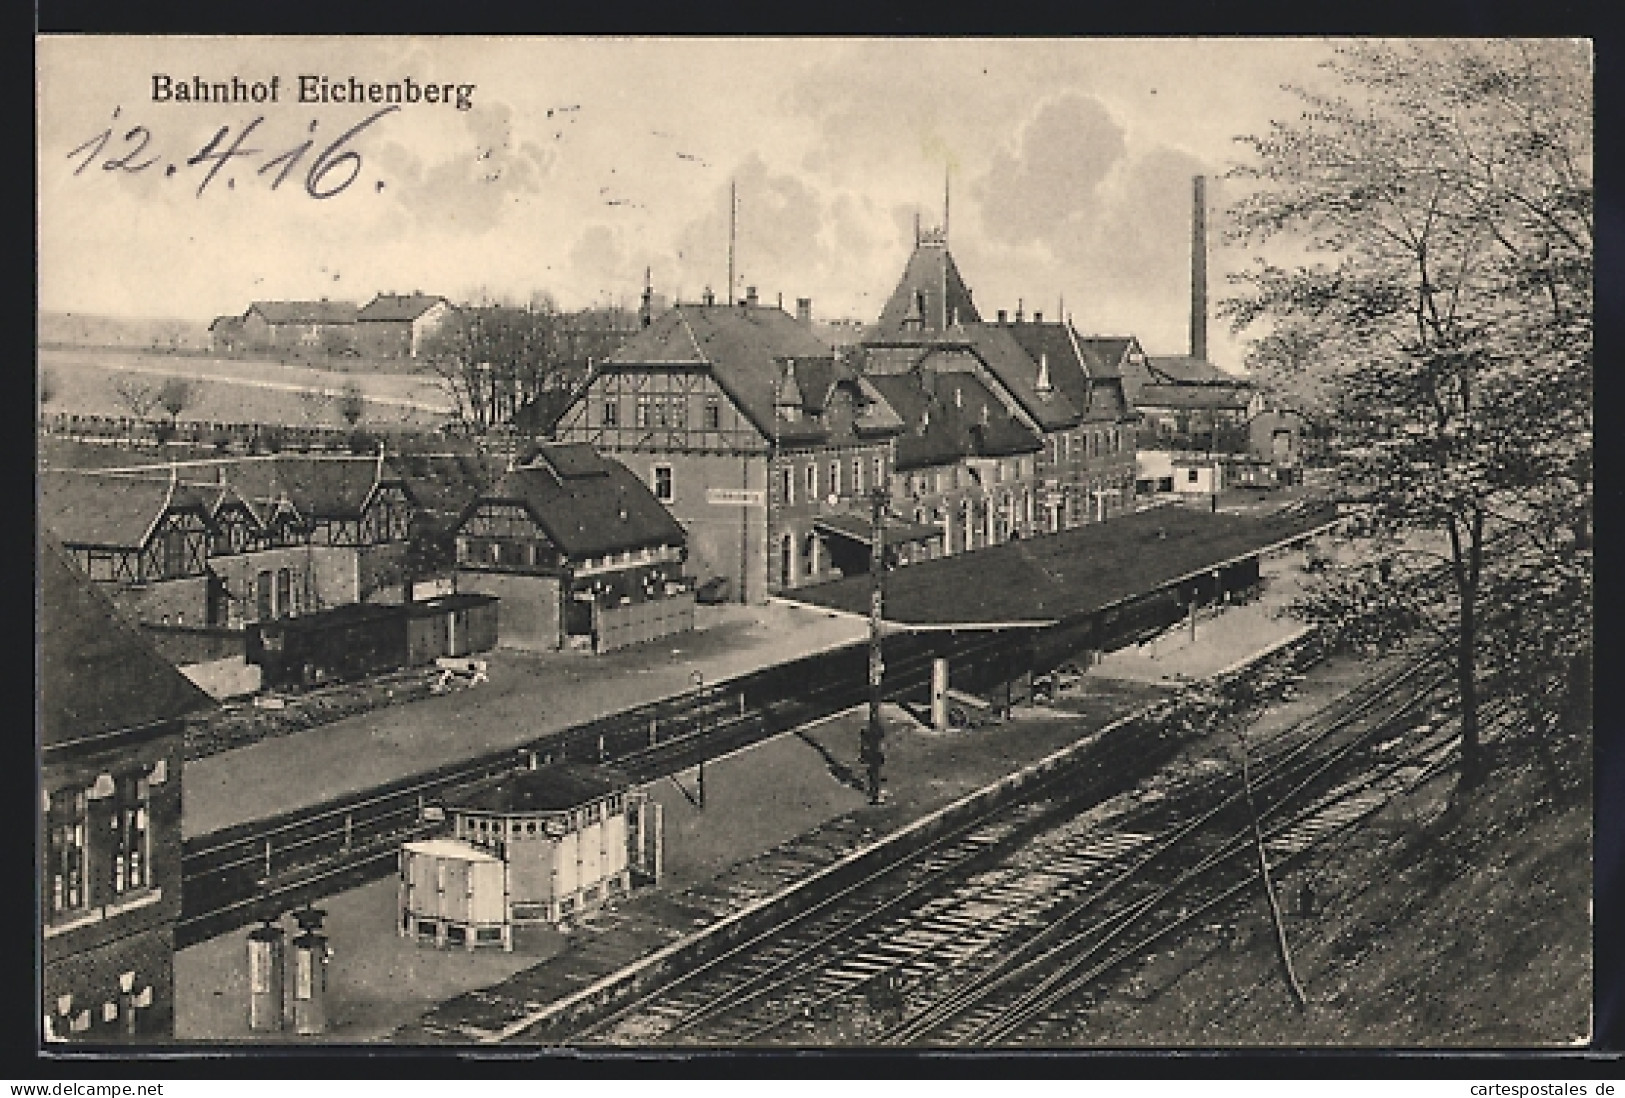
[814,512,944,549]
[786,502,1337,627]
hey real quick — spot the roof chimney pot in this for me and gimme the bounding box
[796,297,812,325]
[745,286,758,307]
[1033,311,1043,324]
[997,309,1008,323]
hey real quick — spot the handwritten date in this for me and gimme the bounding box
[67,106,398,199]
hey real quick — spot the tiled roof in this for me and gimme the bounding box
[788,502,1339,626]
[358,293,448,323]
[248,300,360,325]
[39,537,214,750]
[524,441,616,479]
[605,304,835,441]
[476,448,685,558]
[38,470,203,550]
[864,371,1041,469]
[449,763,628,813]
[874,240,982,334]
[993,321,1133,422]
[76,455,412,524]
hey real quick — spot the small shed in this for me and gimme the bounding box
[247,602,409,690]
[444,765,647,926]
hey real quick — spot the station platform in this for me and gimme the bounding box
[174,681,1167,1042]
[181,602,869,839]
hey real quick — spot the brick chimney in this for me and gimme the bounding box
[702,286,715,306]
[796,297,812,325]
[997,309,1008,323]
[745,285,758,307]
[1033,311,1043,324]
[1192,174,1208,362]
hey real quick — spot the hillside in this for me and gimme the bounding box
[40,311,212,351]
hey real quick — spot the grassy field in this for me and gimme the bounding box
[38,346,454,429]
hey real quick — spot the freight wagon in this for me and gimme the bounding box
[247,594,498,690]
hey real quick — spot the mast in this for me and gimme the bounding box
[727,179,737,307]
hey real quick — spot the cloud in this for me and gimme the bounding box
[371,99,555,235]
[973,94,1127,248]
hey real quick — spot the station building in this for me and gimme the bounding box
[39,538,214,1041]
[550,293,914,601]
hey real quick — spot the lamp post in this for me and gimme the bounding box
[861,486,888,805]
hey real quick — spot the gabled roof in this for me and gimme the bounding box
[1072,336,1137,381]
[909,331,1081,432]
[473,446,685,558]
[247,300,360,325]
[603,304,836,441]
[992,320,1132,422]
[358,293,449,323]
[1146,355,1250,386]
[524,441,615,479]
[38,470,207,551]
[39,537,214,750]
[874,238,982,334]
[73,455,413,524]
[864,370,1042,470]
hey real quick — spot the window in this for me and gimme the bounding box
[653,465,674,502]
[635,396,651,429]
[852,459,864,495]
[1188,468,1201,484]
[46,787,87,917]
[780,467,795,506]
[603,399,619,428]
[873,456,885,490]
[703,399,721,431]
[275,568,292,618]
[255,570,273,621]
[110,774,150,896]
[829,461,841,497]
[806,464,817,499]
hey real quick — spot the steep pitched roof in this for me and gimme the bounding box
[864,370,1041,469]
[358,293,448,323]
[38,470,203,550]
[603,304,835,441]
[39,537,214,750]
[1073,337,1136,381]
[476,447,685,557]
[874,239,982,335]
[248,300,360,325]
[913,330,1081,431]
[77,455,412,523]
[993,320,1134,422]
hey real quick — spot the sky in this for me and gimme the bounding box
[37,37,1345,364]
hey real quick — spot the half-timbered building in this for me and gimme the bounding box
[452,443,690,652]
[40,538,213,1042]
[44,455,418,629]
[550,296,911,600]
[39,471,214,627]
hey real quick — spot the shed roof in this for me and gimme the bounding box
[1136,383,1255,412]
[786,503,1338,626]
[38,537,214,750]
[358,293,448,323]
[475,446,685,557]
[449,764,629,814]
[248,300,360,325]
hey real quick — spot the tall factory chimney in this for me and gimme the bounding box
[1191,174,1208,362]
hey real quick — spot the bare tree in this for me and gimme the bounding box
[111,376,159,441]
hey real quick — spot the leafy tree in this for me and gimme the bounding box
[1224,40,1592,790]
[158,377,196,425]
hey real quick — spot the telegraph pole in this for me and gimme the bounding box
[861,486,887,804]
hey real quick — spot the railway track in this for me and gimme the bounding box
[561,639,1456,1046]
[177,626,1030,947]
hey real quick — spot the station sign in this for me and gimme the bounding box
[706,488,766,507]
